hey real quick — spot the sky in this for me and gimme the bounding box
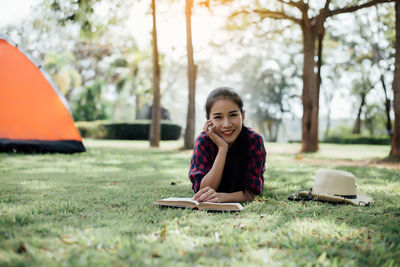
[0,0,221,49]
[126,1,226,54]
[0,0,39,26]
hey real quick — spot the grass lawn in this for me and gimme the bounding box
[0,139,399,266]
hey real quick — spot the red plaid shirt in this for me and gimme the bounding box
[188,127,266,195]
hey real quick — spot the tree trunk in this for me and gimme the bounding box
[184,0,197,150]
[135,93,142,120]
[150,0,161,147]
[301,27,319,152]
[353,96,365,134]
[267,120,273,141]
[380,75,392,136]
[316,33,324,93]
[317,30,329,139]
[258,118,268,140]
[272,119,281,142]
[325,110,331,139]
[323,85,334,139]
[390,0,400,157]
[374,6,393,136]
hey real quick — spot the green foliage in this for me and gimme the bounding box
[364,103,387,135]
[75,120,108,138]
[77,120,182,140]
[106,49,154,121]
[328,124,353,136]
[111,58,128,68]
[47,0,119,39]
[72,80,111,121]
[230,51,301,141]
[43,51,76,73]
[323,134,391,145]
[43,51,82,97]
[0,141,398,266]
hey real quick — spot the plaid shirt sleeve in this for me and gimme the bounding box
[246,128,267,195]
[188,133,217,193]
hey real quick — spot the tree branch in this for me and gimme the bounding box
[276,0,307,12]
[251,9,302,25]
[327,0,394,18]
[324,0,331,10]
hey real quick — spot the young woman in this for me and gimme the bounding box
[189,87,266,203]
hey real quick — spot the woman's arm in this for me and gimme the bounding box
[199,146,227,190]
[217,191,253,203]
[199,120,229,190]
[193,186,253,203]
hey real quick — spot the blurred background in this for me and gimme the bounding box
[0,0,396,145]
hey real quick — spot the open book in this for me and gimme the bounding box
[155,197,244,211]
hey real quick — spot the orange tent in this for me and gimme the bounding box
[0,35,85,153]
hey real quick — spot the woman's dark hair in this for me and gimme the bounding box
[205,87,243,119]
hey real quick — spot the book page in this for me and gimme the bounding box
[156,198,243,211]
[161,197,199,205]
[197,202,243,211]
[156,197,199,208]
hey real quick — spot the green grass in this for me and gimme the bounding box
[0,139,399,266]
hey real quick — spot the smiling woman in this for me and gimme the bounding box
[189,87,267,203]
[207,96,244,146]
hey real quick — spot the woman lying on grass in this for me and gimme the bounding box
[189,87,266,203]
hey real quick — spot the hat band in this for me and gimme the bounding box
[334,194,357,199]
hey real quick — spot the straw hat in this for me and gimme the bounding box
[294,169,372,206]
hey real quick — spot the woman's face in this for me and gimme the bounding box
[209,98,245,146]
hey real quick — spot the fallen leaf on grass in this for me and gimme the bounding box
[103,246,118,254]
[295,155,304,160]
[234,223,246,229]
[107,181,119,185]
[254,196,266,202]
[178,249,187,256]
[160,228,166,242]
[16,244,27,254]
[152,247,161,258]
[60,235,78,245]
[39,246,52,252]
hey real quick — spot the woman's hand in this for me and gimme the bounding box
[193,186,220,203]
[203,120,228,150]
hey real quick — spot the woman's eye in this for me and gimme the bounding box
[214,116,222,119]
[230,113,238,117]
